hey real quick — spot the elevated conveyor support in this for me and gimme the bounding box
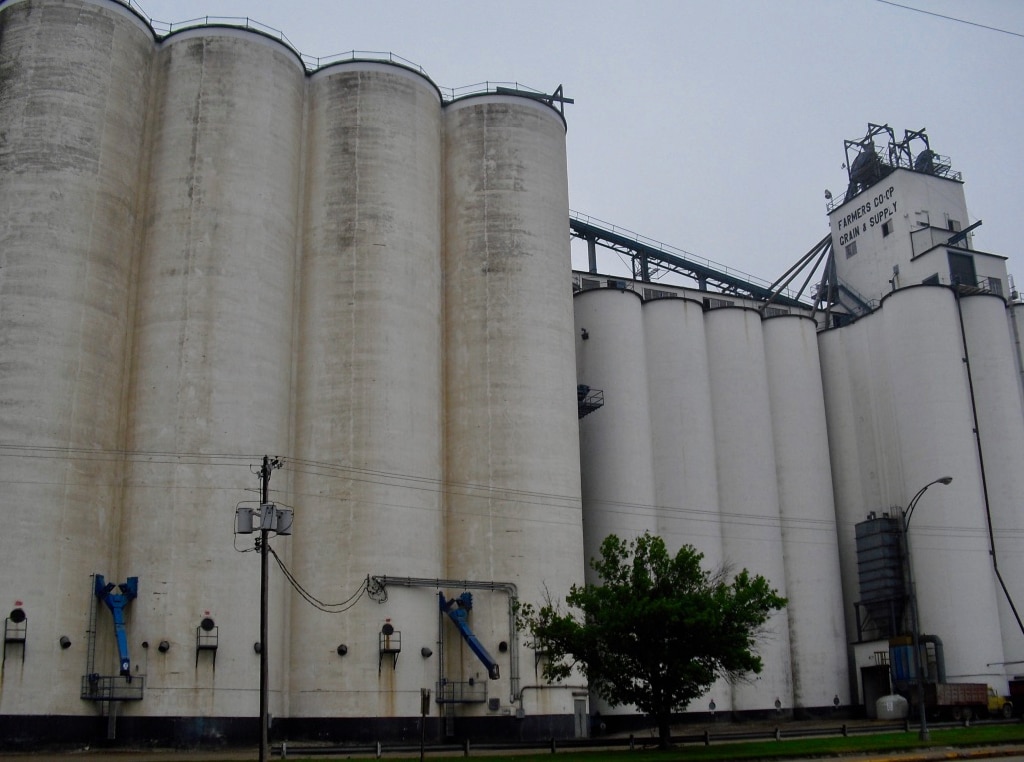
[95,575,138,678]
[440,592,500,680]
[569,213,808,309]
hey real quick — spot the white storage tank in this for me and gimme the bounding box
[818,308,904,657]
[575,289,658,567]
[643,298,722,560]
[958,293,1024,676]
[290,61,446,720]
[878,286,1004,685]
[0,0,153,716]
[876,693,909,720]
[443,93,584,720]
[118,27,305,718]
[763,315,848,711]
[704,307,792,713]
[642,296,730,714]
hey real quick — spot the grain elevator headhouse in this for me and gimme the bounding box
[824,124,1009,316]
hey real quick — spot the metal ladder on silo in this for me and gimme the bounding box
[444,701,455,737]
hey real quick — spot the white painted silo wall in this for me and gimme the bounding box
[291,62,445,718]
[575,290,658,571]
[763,316,848,710]
[819,305,909,676]
[444,96,584,717]
[119,29,304,718]
[573,288,656,720]
[1008,304,1024,411]
[704,308,792,712]
[880,286,1004,684]
[642,297,730,713]
[643,299,722,560]
[959,294,1024,676]
[0,0,152,715]
[817,319,872,697]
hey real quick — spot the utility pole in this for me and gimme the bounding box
[258,455,282,762]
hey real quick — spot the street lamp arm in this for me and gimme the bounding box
[904,476,953,528]
[900,474,952,742]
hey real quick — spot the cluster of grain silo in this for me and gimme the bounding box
[822,286,1024,699]
[0,0,583,746]
[6,0,1024,754]
[574,290,849,719]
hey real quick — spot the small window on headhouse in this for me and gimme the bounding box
[882,221,892,237]
[948,219,961,232]
[845,241,858,258]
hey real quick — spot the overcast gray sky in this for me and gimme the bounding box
[134,0,1024,293]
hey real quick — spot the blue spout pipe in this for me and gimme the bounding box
[440,592,500,680]
[95,575,138,677]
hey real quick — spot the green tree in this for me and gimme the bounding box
[517,532,787,748]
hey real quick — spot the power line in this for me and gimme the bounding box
[876,0,1024,39]
[267,546,367,613]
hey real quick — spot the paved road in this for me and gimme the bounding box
[3,747,1024,762]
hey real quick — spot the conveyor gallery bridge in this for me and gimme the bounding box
[569,211,808,310]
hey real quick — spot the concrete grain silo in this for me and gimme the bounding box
[879,286,1004,686]
[290,60,445,728]
[0,0,153,729]
[118,25,305,725]
[642,297,731,714]
[704,307,792,713]
[574,289,657,563]
[643,298,723,561]
[763,315,848,712]
[8,1,1024,748]
[957,293,1024,671]
[443,94,584,730]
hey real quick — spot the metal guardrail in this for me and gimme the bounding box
[80,673,144,701]
[275,719,1003,758]
[436,679,488,704]
[112,1,553,104]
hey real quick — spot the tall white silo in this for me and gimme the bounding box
[643,298,722,559]
[0,0,153,716]
[642,296,730,713]
[119,28,305,720]
[444,94,584,722]
[290,61,445,721]
[958,293,1024,676]
[575,290,658,566]
[704,307,792,713]
[763,315,848,711]
[879,286,1004,685]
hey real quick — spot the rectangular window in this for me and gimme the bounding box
[703,297,735,310]
[643,288,677,300]
[988,277,1004,297]
[882,221,892,237]
[845,241,858,258]
[581,278,600,291]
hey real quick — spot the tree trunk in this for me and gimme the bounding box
[657,715,672,749]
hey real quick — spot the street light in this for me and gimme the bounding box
[900,475,953,741]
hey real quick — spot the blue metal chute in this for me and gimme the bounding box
[439,592,500,680]
[95,575,138,678]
